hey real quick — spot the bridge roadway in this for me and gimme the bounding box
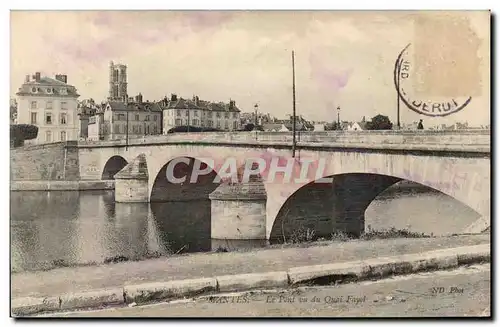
[78,130,490,153]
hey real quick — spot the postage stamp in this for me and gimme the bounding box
[9,10,490,318]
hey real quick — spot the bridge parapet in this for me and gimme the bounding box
[76,130,490,153]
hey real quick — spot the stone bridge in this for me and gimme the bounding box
[72,130,490,240]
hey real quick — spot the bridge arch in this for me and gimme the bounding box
[150,156,221,202]
[102,155,128,180]
[268,171,483,241]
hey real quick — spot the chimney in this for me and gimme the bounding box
[171,94,178,102]
[135,95,139,103]
[194,96,199,106]
[138,93,143,103]
[35,72,41,82]
[229,100,235,109]
[25,75,30,83]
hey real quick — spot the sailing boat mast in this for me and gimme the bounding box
[292,50,297,158]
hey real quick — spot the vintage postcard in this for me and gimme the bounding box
[10,10,490,318]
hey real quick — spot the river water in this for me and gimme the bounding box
[11,187,480,273]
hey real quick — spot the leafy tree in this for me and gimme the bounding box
[10,124,38,148]
[243,123,255,131]
[365,114,393,130]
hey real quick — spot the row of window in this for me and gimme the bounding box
[31,112,69,125]
[115,114,158,121]
[45,131,67,142]
[171,119,238,129]
[167,110,239,119]
[111,124,158,134]
[30,100,68,110]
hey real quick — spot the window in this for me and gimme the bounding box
[60,88,67,95]
[177,110,181,116]
[118,114,125,121]
[61,101,67,110]
[208,120,213,127]
[216,121,221,128]
[233,112,238,119]
[208,112,213,118]
[153,115,157,121]
[216,112,221,118]
[60,113,67,125]
[45,113,52,125]
[153,125,157,134]
[146,125,150,134]
[113,125,120,134]
[46,131,52,142]
[145,115,150,121]
[138,125,142,134]
[175,119,182,126]
[135,114,139,121]
[233,121,238,130]
[194,110,199,117]
[31,101,37,109]
[46,101,53,109]
[193,119,199,126]
[60,131,66,141]
[225,112,230,119]
[225,121,229,129]
[31,112,37,124]
[185,110,189,117]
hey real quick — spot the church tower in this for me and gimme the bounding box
[108,61,128,102]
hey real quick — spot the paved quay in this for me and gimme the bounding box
[12,234,489,299]
[45,263,490,317]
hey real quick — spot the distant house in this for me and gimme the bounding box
[347,121,367,131]
[314,124,325,131]
[262,123,283,132]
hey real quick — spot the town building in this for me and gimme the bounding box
[161,94,241,133]
[15,72,80,144]
[88,94,162,141]
[77,98,101,139]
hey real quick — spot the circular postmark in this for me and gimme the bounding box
[394,43,472,117]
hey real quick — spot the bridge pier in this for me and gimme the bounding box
[114,154,150,203]
[209,180,267,241]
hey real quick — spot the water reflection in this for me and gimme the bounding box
[11,186,481,273]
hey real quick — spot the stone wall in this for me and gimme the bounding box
[10,142,80,181]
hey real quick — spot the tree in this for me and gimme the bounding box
[10,124,38,148]
[243,123,255,131]
[365,114,393,130]
[324,121,340,131]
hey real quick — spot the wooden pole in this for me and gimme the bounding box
[292,51,296,158]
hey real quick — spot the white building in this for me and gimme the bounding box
[15,72,80,144]
[89,95,163,141]
[162,94,241,133]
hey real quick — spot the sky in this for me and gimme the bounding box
[10,10,490,126]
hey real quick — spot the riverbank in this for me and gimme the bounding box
[12,234,490,299]
[10,180,115,191]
